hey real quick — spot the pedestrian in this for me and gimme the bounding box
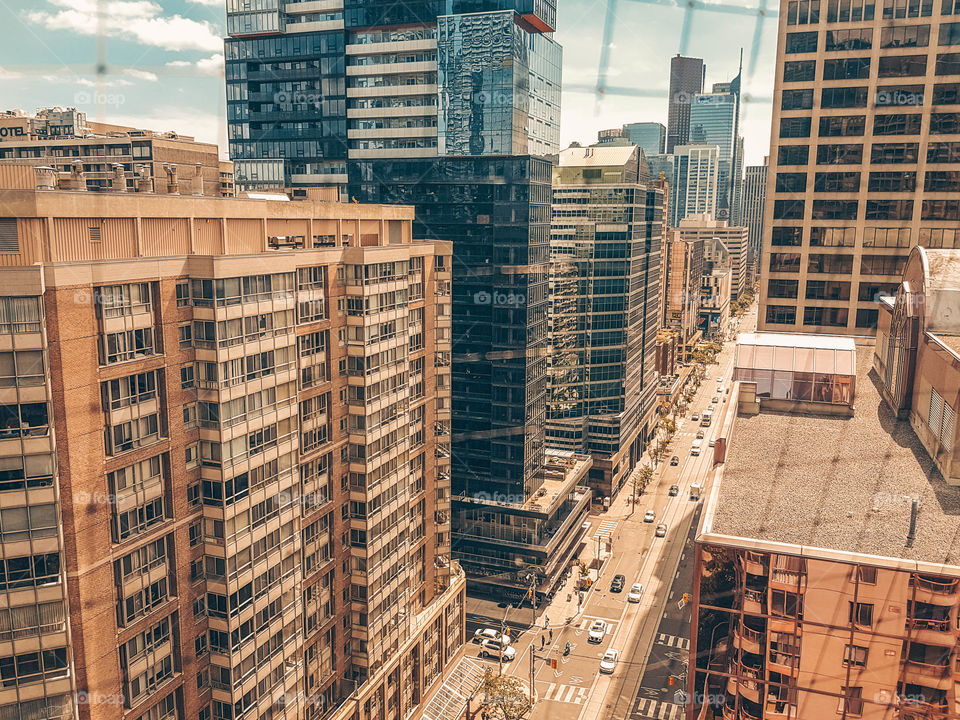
[540,635,545,649]
[549,629,553,642]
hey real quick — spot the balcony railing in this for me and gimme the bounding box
[908,617,951,632]
[911,575,959,594]
[905,659,951,679]
[736,621,764,645]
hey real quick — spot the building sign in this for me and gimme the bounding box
[0,125,26,139]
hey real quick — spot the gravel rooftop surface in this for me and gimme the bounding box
[714,347,960,567]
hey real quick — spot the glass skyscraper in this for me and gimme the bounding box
[689,89,739,221]
[624,122,666,157]
[225,0,573,601]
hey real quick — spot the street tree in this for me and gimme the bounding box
[479,669,532,720]
[636,465,654,495]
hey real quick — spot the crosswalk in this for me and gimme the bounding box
[656,633,690,650]
[632,698,684,720]
[593,519,618,540]
[541,683,589,704]
[575,616,619,634]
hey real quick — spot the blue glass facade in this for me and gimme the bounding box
[624,122,666,157]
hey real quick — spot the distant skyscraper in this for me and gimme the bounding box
[624,122,666,156]
[673,144,720,225]
[667,55,705,153]
[743,159,768,283]
[548,144,664,497]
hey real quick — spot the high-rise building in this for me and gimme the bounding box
[0,164,465,720]
[691,325,960,720]
[742,159,768,285]
[0,108,232,196]
[699,237,732,338]
[624,122,667,157]
[757,0,960,336]
[664,230,705,358]
[226,0,574,598]
[689,79,744,224]
[666,55,706,154]
[672,144,720,225]
[678,214,749,300]
[647,153,676,192]
[547,144,664,497]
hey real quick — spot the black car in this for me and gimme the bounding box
[670,456,680,466]
[610,574,626,592]
[669,484,679,496]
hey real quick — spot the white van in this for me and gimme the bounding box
[691,439,702,456]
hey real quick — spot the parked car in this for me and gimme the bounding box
[670,455,680,466]
[627,583,644,603]
[643,509,655,523]
[588,620,608,643]
[473,628,511,645]
[610,574,626,592]
[655,523,667,538]
[479,639,516,661]
[709,438,716,447]
[696,430,705,439]
[669,484,679,496]
[599,648,619,674]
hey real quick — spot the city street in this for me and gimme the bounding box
[457,307,758,720]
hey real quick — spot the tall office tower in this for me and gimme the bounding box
[647,153,676,192]
[0,109,233,195]
[691,320,960,720]
[547,144,664,498]
[678,214,749,300]
[0,165,465,720]
[664,231,705,357]
[758,0,960,336]
[743,159,768,285]
[698,237,732,338]
[672,144,720,226]
[689,79,744,223]
[624,122,667,156]
[666,54,706,154]
[225,0,567,597]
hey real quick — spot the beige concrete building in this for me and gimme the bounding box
[679,215,749,301]
[664,231,705,359]
[0,164,464,720]
[758,1,960,336]
[690,329,960,720]
[0,108,232,197]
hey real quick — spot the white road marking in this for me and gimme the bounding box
[655,632,691,650]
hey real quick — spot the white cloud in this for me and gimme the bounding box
[27,0,222,52]
[168,53,224,77]
[0,67,22,79]
[186,0,223,5]
[123,68,158,82]
[107,108,227,154]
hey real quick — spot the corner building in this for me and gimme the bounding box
[758,0,960,335]
[0,165,464,720]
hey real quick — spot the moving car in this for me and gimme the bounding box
[691,439,702,456]
[670,455,680,466]
[599,649,619,674]
[610,574,626,592]
[588,620,608,643]
[655,523,667,538]
[627,583,644,603]
[473,628,511,645]
[712,396,720,403]
[643,509,656,523]
[690,482,702,500]
[709,438,716,447]
[696,430,705,439]
[669,484,679,496]
[691,413,700,421]
[479,639,516,661]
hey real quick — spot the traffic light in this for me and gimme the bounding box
[551,659,557,669]
[668,676,675,687]
[682,593,689,602]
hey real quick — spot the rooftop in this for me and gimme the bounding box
[558,144,636,167]
[707,344,960,569]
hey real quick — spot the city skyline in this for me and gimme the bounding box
[0,0,778,166]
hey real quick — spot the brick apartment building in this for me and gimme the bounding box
[0,164,464,720]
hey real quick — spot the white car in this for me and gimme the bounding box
[479,639,516,661]
[473,628,511,645]
[627,583,644,603]
[709,438,716,447]
[587,620,608,644]
[643,509,655,523]
[599,649,619,674]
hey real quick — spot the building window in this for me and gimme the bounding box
[782,89,814,111]
[856,308,879,328]
[826,0,875,20]
[848,601,874,626]
[808,254,854,274]
[825,28,873,51]
[865,199,914,220]
[882,0,932,17]
[811,227,856,246]
[804,306,849,326]
[771,589,803,618]
[774,200,805,220]
[780,117,812,138]
[786,0,821,23]
[814,172,861,192]
[873,113,922,135]
[0,297,41,334]
[932,83,960,105]
[839,687,864,716]
[766,305,798,324]
[823,58,871,80]
[868,171,917,191]
[863,228,911,247]
[817,144,864,164]
[878,55,927,77]
[922,200,960,220]
[820,86,868,108]
[776,173,808,192]
[881,24,930,47]
[772,227,803,246]
[805,281,850,300]
[811,200,858,220]
[843,645,868,667]
[180,366,195,389]
[784,60,816,81]
[0,553,61,590]
[0,648,68,687]
[768,279,800,298]
[931,113,960,134]
[927,141,960,163]
[778,145,809,165]
[770,253,803,273]
[871,142,920,164]
[928,387,955,450]
[856,565,878,583]
[786,31,818,53]
[940,22,960,45]
[819,115,866,137]
[861,254,908,275]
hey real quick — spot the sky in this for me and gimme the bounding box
[0,0,778,167]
